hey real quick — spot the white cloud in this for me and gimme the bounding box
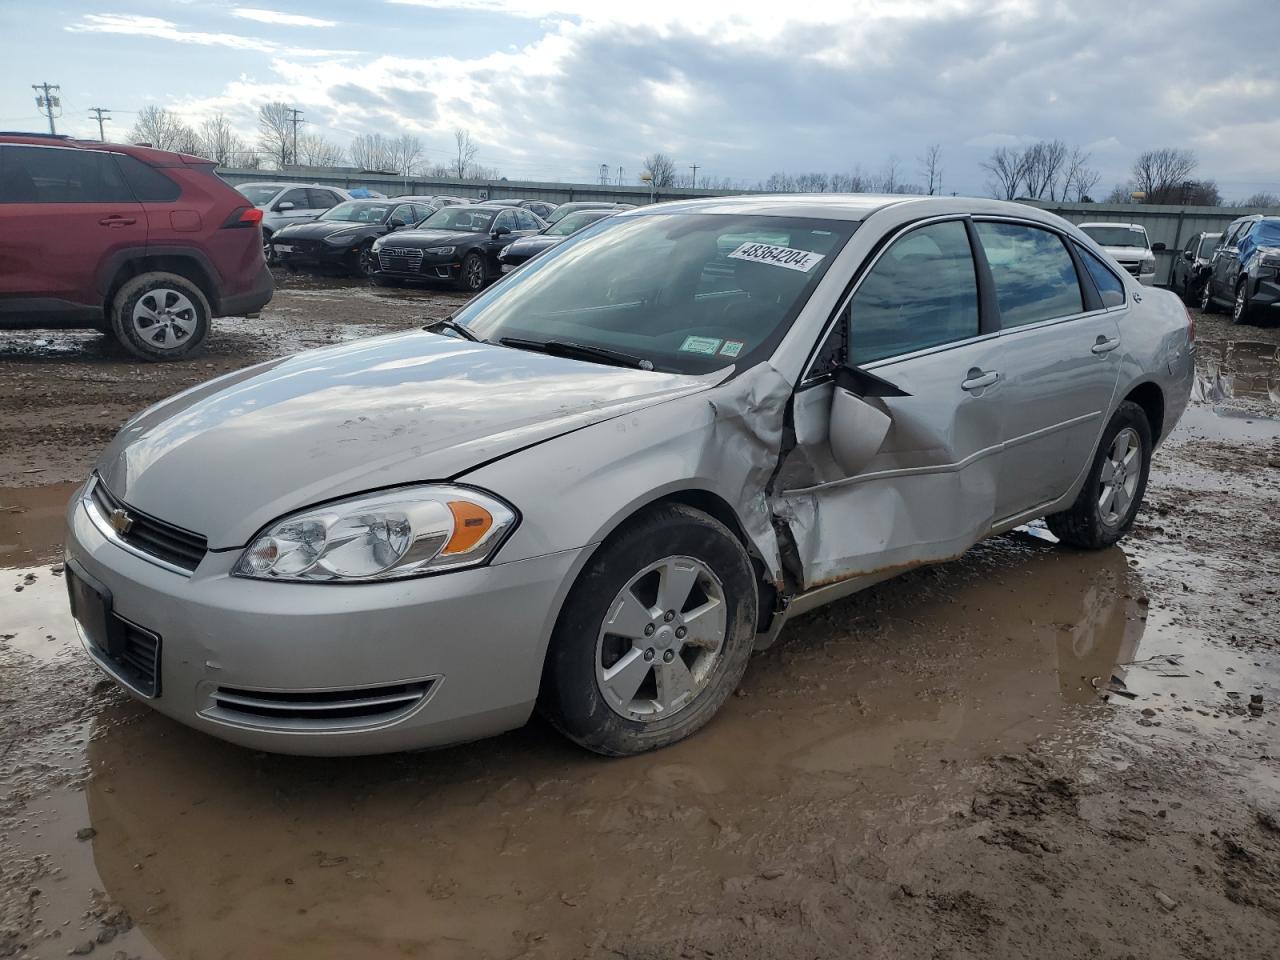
[232,8,339,28]
[66,14,277,52]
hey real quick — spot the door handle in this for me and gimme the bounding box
[961,369,1000,391]
[98,216,137,227]
[1092,335,1121,355]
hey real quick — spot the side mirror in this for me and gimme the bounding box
[827,366,910,476]
[1151,242,1167,253]
[492,225,511,237]
[1183,250,1194,261]
[275,201,295,212]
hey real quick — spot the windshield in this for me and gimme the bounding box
[1197,234,1222,258]
[546,204,606,225]
[319,201,392,223]
[1253,220,1280,246]
[1081,225,1148,248]
[545,210,612,237]
[420,207,496,232]
[454,213,856,375]
[237,185,282,205]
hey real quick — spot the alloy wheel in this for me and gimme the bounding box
[1234,283,1246,323]
[130,288,199,352]
[357,245,376,277]
[465,256,485,291]
[1098,427,1141,526]
[595,555,728,721]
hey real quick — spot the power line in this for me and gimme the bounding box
[31,82,61,135]
[88,107,112,141]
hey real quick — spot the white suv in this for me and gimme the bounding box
[1077,222,1162,286]
[235,182,351,259]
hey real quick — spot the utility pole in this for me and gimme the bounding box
[88,107,112,141]
[617,166,624,186]
[690,163,699,188]
[286,107,304,166]
[31,82,61,134]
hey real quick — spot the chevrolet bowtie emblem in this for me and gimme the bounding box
[108,508,134,536]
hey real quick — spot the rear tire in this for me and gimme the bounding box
[1200,280,1221,314]
[1232,278,1254,326]
[109,272,210,362]
[540,503,757,756]
[1046,401,1152,550]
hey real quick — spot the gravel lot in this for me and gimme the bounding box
[2,273,1278,960]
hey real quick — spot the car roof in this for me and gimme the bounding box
[1077,221,1145,230]
[621,193,1087,224]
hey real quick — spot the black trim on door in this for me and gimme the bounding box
[964,216,1002,335]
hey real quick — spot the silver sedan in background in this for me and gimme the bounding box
[65,195,1194,757]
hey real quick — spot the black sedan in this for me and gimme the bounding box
[270,200,435,277]
[498,208,619,270]
[544,202,634,226]
[371,205,545,291]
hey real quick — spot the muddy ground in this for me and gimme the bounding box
[1,274,1278,960]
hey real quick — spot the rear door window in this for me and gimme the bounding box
[0,145,132,203]
[308,189,341,210]
[279,188,309,209]
[1075,244,1126,308]
[846,219,980,365]
[975,222,1084,327]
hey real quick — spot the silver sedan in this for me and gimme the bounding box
[65,195,1195,756]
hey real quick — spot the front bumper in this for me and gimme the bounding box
[373,250,461,282]
[273,240,359,270]
[66,492,584,755]
[1248,275,1280,308]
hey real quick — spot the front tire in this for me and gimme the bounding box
[1200,280,1221,314]
[262,229,276,264]
[109,272,210,362]
[540,503,757,756]
[1046,401,1152,549]
[353,242,377,278]
[456,251,488,293]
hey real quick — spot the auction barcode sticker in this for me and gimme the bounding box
[727,242,825,273]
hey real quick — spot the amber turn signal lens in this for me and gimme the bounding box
[443,501,493,555]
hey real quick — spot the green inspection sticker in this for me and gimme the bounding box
[679,336,723,355]
[719,340,744,358]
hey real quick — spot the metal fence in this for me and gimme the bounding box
[216,167,1279,286]
[1022,200,1280,285]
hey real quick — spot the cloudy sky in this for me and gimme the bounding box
[3,0,1277,198]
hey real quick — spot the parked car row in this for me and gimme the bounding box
[1199,215,1280,324]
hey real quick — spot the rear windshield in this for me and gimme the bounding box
[455,213,856,375]
[1080,225,1148,248]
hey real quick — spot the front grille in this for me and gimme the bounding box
[205,680,435,730]
[378,247,424,272]
[91,478,208,573]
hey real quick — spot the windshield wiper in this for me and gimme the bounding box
[424,316,480,342]
[498,336,653,370]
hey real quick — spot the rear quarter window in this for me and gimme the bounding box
[114,154,180,202]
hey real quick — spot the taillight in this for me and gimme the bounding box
[221,206,262,228]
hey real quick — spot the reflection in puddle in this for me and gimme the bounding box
[5,535,1192,959]
[1,484,78,660]
[1193,338,1280,415]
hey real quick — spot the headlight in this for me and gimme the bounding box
[1140,256,1156,274]
[371,237,386,250]
[324,233,360,247]
[1259,247,1280,268]
[424,246,455,256]
[499,244,512,259]
[233,486,517,582]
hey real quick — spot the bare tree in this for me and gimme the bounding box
[296,132,345,168]
[128,106,196,152]
[383,134,423,176]
[257,102,295,169]
[981,146,1026,200]
[1131,148,1197,203]
[1020,139,1068,199]
[877,155,901,194]
[1240,191,1280,208]
[919,143,943,195]
[453,128,479,179]
[641,152,677,188]
[194,113,246,166]
[1061,147,1100,202]
[350,133,395,172]
[1104,183,1134,203]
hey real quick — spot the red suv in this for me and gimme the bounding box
[0,133,272,360]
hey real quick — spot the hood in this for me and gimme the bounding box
[379,228,486,249]
[507,235,563,255]
[275,220,383,242]
[1097,244,1150,263]
[97,332,720,548]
